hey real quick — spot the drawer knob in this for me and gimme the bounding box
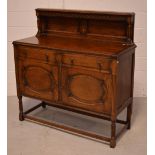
[70,59,74,65]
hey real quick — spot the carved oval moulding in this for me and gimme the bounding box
[69,75,104,102]
[24,67,53,92]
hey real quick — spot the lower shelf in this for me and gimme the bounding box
[21,102,129,147]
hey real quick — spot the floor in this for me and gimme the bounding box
[8,97,146,155]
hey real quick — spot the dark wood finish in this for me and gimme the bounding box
[13,8,136,148]
[35,9,135,43]
[61,66,113,114]
[18,95,24,121]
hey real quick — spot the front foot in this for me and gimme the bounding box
[110,139,116,148]
[19,112,24,121]
[127,121,131,129]
[127,103,132,130]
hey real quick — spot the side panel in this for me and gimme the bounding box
[116,50,135,112]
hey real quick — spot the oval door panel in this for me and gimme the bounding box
[69,75,104,102]
[24,67,53,92]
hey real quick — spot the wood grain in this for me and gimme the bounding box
[13,8,136,148]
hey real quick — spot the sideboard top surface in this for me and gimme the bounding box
[13,35,136,57]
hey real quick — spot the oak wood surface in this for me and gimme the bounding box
[13,35,136,57]
[13,8,137,148]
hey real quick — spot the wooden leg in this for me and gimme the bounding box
[18,95,24,121]
[41,101,46,109]
[110,120,116,148]
[127,103,132,129]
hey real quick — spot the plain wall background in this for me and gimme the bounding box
[7,0,147,97]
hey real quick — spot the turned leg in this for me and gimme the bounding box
[18,95,24,121]
[110,119,116,148]
[127,102,132,129]
[41,101,46,109]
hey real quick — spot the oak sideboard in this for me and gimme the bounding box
[13,8,136,148]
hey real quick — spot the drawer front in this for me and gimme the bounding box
[62,53,113,73]
[16,45,56,64]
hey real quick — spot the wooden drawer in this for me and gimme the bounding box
[62,53,113,72]
[16,46,56,64]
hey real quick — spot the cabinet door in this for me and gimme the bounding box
[61,66,113,114]
[18,58,58,101]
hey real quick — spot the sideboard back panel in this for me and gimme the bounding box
[46,17,78,34]
[36,9,135,43]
